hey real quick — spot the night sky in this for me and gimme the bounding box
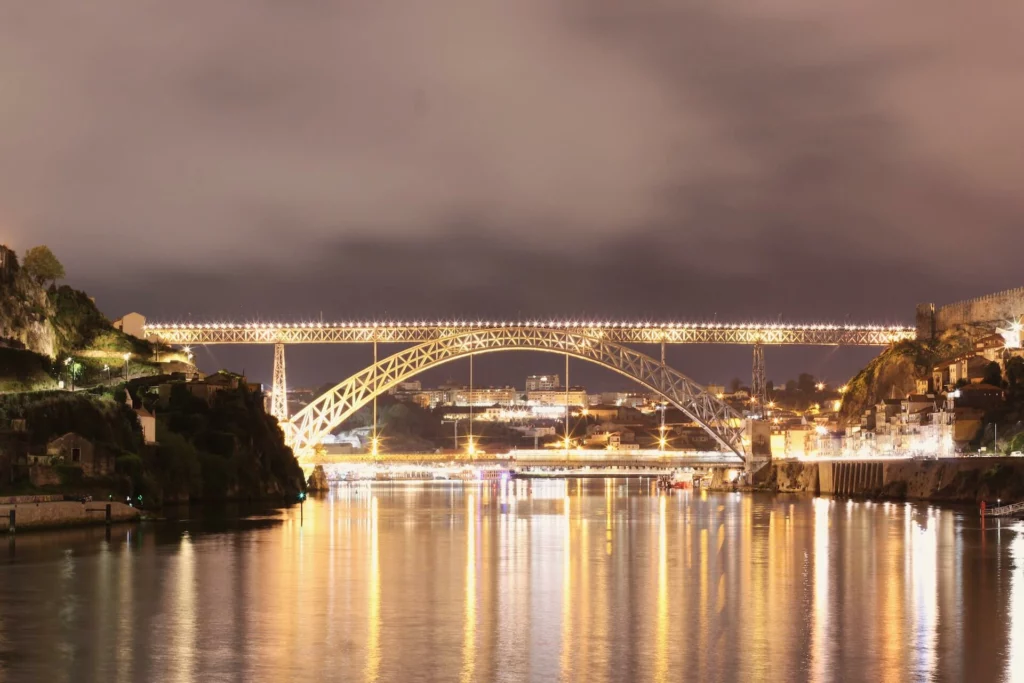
[3,1,1023,390]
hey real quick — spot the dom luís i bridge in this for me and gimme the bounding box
[144,319,916,471]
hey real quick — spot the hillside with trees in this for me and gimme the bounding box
[0,244,166,391]
[0,244,306,504]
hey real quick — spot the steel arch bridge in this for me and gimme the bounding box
[283,327,748,460]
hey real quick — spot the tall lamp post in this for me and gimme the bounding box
[442,418,462,453]
[123,352,131,382]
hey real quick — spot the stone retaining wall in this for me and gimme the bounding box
[763,458,1024,503]
[0,501,140,530]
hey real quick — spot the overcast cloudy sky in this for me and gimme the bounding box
[2,0,1023,388]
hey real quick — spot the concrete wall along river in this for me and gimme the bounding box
[771,458,1024,503]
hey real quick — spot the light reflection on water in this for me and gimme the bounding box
[0,482,1022,682]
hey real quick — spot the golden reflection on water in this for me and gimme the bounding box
[653,495,669,682]
[10,481,1024,682]
[559,491,573,680]
[116,535,133,683]
[365,496,381,683]
[910,507,939,680]
[1009,521,1024,683]
[460,492,476,683]
[171,533,196,683]
[810,497,830,682]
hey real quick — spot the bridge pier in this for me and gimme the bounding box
[751,343,767,417]
[270,343,288,422]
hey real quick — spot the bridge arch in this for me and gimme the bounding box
[285,327,747,460]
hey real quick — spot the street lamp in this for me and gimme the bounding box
[816,382,826,392]
[123,352,131,381]
[103,364,111,384]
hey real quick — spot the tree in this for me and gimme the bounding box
[982,361,1003,388]
[729,377,742,393]
[22,245,65,286]
[1006,357,1024,396]
[797,373,817,395]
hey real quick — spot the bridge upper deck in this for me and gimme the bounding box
[145,321,915,346]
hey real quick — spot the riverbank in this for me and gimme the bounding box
[0,495,140,531]
[734,458,1024,504]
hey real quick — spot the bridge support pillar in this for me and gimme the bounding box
[271,343,288,422]
[751,343,767,416]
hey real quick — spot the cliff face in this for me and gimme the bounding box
[0,252,57,358]
[838,326,979,425]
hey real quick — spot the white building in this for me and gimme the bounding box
[113,312,147,339]
[450,386,519,407]
[525,375,560,392]
[526,387,588,408]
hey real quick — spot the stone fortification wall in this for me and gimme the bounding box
[922,286,1024,336]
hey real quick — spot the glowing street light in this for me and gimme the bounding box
[839,384,849,394]
[123,352,131,382]
[816,382,826,392]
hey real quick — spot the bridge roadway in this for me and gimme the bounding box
[144,320,916,346]
[303,449,746,470]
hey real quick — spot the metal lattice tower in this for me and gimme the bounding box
[751,343,767,417]
[270,343,288,422]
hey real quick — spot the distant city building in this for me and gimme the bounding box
[450,386,519,407]
[525,375,560,392]
[526,387,587,408]
[706,384,726,397]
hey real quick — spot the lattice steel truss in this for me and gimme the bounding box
[285,327,748,459]
[751,343,767,417]
[145,321,916,346]
[270,343,288,422]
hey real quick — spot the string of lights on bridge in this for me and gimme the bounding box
[146,320,915,332]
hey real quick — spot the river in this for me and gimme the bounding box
[1,480,1022,682]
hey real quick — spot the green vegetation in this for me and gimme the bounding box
[1,243,305,504]
[0,348,56,393]
[0,377,305,505]
[152,380,304,501]
[0,390,140,450]
[22,246,65,287]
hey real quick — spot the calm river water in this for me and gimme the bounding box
[1,480,1023,682]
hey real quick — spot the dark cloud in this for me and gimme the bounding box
[3,0,1023,274]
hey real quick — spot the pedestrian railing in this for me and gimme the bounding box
[984,501,1024,517]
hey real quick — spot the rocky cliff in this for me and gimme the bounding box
[0,249,57,358]
[838,326,980,425]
